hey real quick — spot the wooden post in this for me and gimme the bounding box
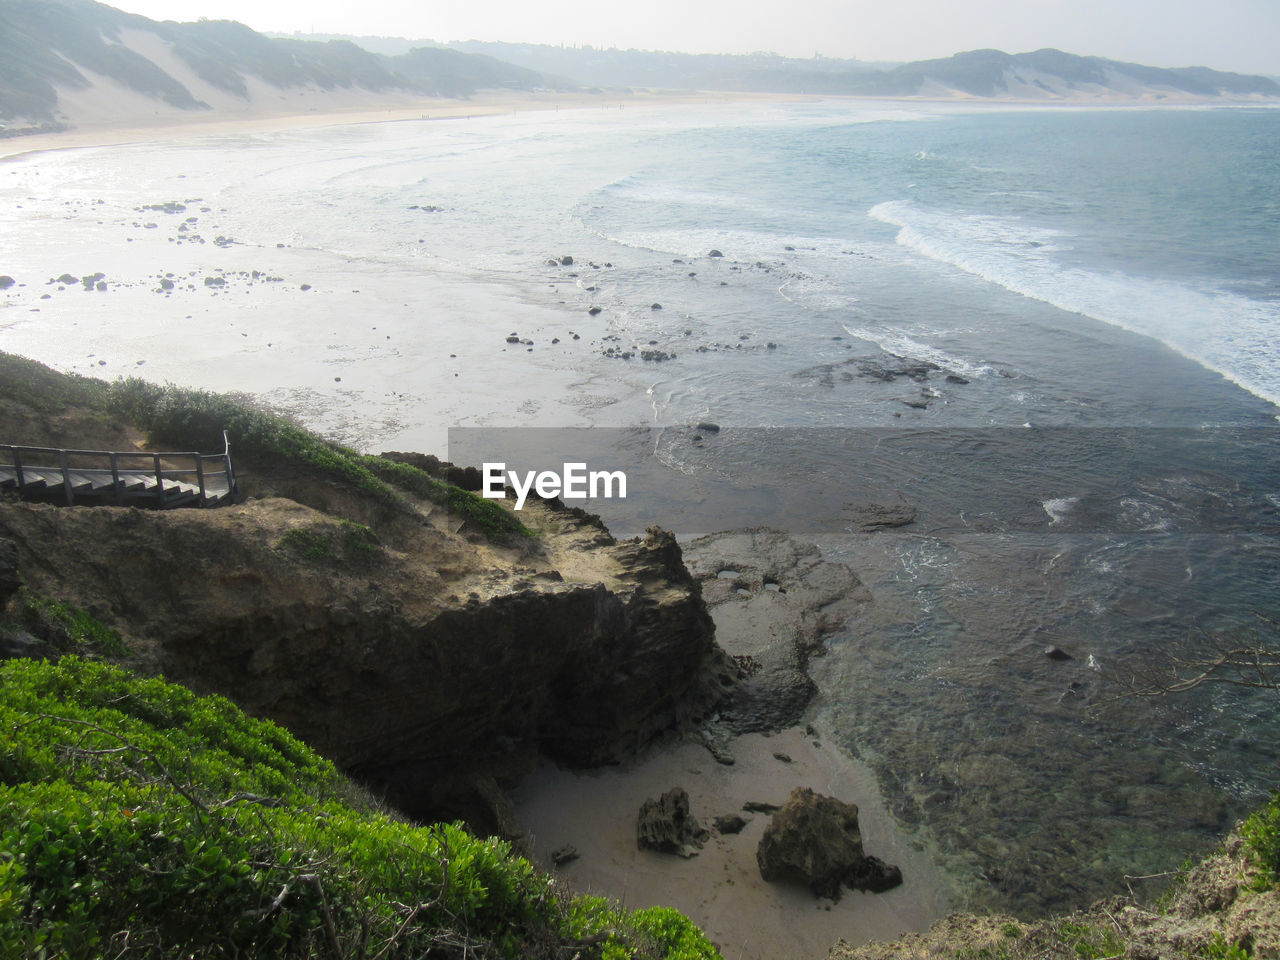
[223,431,236,501]
[12,448,24,490]
[59,449,75,506]
[196,454,206,505]
[153,454,164,507]
[110,452,123,505]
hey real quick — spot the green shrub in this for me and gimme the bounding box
[0,658,719,960]
[2,590,127,657]
[0,353,109,413]
[107,378,530,541]
[1242,791,1280,890]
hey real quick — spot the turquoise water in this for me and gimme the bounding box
[2,100,1278,916]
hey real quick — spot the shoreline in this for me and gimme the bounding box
[4,86,1273,164]
[0,88,809,162]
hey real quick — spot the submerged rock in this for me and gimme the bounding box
[843,502,917,532]
[756,787,902,900]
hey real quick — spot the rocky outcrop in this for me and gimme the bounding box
[0,538,19,608]
[756,787,902,900]
[0,496,737,834]
[637,787,709,857]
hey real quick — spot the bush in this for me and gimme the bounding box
[0,658,720,959]
[1242,791,1280,890]
[107,378,530,541]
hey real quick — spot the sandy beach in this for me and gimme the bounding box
[516,728,954,960]
[0,87,805,162]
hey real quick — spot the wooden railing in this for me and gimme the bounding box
[0,431,237,509]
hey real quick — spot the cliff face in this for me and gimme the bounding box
[0,493,736,832]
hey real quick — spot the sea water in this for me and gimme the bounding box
[2,99,1278,916]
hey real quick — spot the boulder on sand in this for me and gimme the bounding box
[637,786,709,858]
[756,787,902,899]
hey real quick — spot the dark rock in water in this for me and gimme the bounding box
[0,276,14,290]
[551,844,580,866]
[588,306,602,316]
[902,399,929,409]
[945,374,970,384]
[784,245,796,251]
[638,787,708,857]
[0,539,21,609]
[560,255,574,266]
[95,281,107,292]
[695,422,720,434]
[708,249,724,258]
[756,787,903,900]
[651,303,663,310]
[773,752,793,763]
[1044,645,1073,662]
[743,800,781,814]
[506,335,521,344]
[714,814,748,835]
[843,502,916,532]
[203,276,225,287]
[641,350,672,362]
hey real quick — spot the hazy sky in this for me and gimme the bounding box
[105,0,1280,75]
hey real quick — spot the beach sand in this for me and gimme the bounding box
[515,728,954,960]
[516,531,958,960]
[0,88,804,162]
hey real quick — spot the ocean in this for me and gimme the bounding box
[2,98,1278,916]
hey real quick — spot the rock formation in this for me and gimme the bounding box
[756,787,903,900]
[0,496,737,836]
[637,787,710,857]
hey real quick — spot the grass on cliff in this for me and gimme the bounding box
[0,656,720,960]
[0,352,528,542]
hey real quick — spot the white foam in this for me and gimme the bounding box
[870,200,1280,408]
[1042,496,1079,525]
[839,323,997,380]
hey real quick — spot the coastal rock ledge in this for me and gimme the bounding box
[0,496,737,836]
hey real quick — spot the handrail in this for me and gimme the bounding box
[0,443,206,459]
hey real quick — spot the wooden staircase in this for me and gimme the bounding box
[0,432,237,509]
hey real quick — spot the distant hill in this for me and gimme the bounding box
[445,41,886,92]
[0,0,561,134]
[445,39,1279,102]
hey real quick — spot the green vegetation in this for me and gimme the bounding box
[107,377,531,541]
[278,520,380,564]
[2,590,127,658]
[0,657,720,959]
[0,352,109,414]
[1203,932,1252,959]
[0,352,528,542]
[1242,791,1280,891]
[1052,920,1123,960]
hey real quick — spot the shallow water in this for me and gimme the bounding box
[2,99,1278,917]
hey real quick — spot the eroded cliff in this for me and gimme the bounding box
[0,478,735,834]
